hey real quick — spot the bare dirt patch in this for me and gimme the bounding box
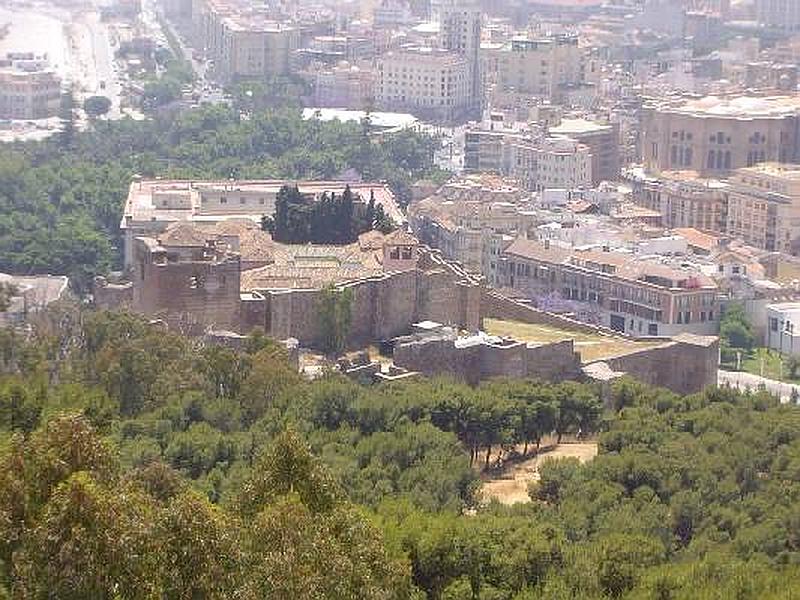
[481,443,598,505]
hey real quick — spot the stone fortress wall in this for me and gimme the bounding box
[393,336,582,386]
[248,250,483,347]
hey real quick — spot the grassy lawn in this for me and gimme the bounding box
[721,347,800,384]
[776,259,800,285]
[483,318,661,363]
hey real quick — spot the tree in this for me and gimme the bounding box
[159,491,242,599]
[318,285,353,354]
[720,303,755,350]
[58,89,76,148]
[12,473,163,599]
[0,283,17,312]
[786,354,800,380]
[83,96,112,118]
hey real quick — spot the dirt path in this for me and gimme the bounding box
[481,443,598,505]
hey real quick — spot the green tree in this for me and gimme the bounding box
[83,96,112,118]
[721,302,755,350]
[785,354,800,379]
[318,285,353,354]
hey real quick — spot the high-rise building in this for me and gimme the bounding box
[756,0,800,32]
[437,0,482,117]
[487,35,583,103]
[376,47,471,123]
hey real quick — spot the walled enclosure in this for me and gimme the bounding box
[250,257,483,348]
[393,337,582,386]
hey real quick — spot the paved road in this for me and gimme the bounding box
[718,369,800,403]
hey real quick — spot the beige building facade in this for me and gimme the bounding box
[0,65,61,120]
[376,47,471,123]
[625,169,729,233]
[727,163,800,254]
[641,95,800,176]
[490,35,582,102]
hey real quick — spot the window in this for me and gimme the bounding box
[648,323,658,335]
[220,197,227,204]
[771,317,779,332]
[389,248,400,260]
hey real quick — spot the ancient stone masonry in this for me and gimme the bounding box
[256,250,483,348]
[583,334,720,396]
[101,218,483,350]
[131,236,242,330]
[392,330,582,386]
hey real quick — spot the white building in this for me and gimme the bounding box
[530,136,592,192]
[463,115,592,191]
[376,47,471,123]
[766,302,800,355]
[756,0,800,32]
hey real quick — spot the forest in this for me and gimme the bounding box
[0,106,444,292]
[2,309,800,598]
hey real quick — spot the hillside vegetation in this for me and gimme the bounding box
[1,311,800,598]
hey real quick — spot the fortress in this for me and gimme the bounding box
[96,178,720,395]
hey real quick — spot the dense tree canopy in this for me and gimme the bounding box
[0,107,444,292]
[2,311,800,598]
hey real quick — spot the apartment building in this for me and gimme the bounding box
[497,238,719,337]
[640,95,800,176]
[191,0,299,83]
[624,168,729,233]
[376,47,471,123]
[215,16,298,83]
[0,57,61,120]
[438,0,482,117]
[463,116,592,190]
[549,118,620,184]
[313,63,374,109]
[489,35,582,103]
[726,163,800,254]
[533,136,592,192]
[756,0,800,32]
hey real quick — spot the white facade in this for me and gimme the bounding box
[463,121,592,192]
[766,302,800,355]
[756,0,800,31]
[533,136,592,191]
[376,47,471,123]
